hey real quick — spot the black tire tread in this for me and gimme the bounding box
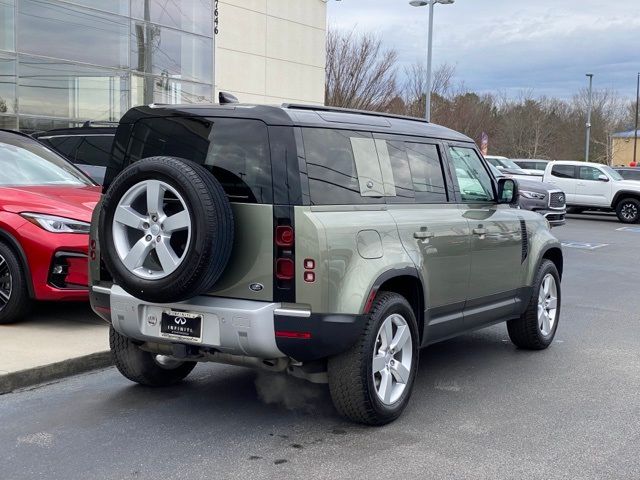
[0,241,31,324]
[328,292,416,425]
[109,326,196,386]
[507,260,559,350]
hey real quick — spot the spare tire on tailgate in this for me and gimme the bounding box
[99,156,234,303]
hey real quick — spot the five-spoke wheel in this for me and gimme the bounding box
[112,179,192,280]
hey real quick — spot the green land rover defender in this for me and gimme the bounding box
[89,102,563,425]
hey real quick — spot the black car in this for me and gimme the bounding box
[33,122,116,184]
[615,167,640,181]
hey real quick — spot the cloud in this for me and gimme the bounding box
[329,0,640,98]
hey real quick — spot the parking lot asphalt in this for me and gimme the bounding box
[1,213,639,480]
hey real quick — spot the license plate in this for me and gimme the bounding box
[160,310,203,343]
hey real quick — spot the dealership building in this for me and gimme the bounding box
[0,0,327,132]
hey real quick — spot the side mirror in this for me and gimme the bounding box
[597,174,609,182]
[497,178,519,205]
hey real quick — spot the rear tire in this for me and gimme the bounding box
[507,260,561,350]
[615,198,640,223]
[328,292,419,425]
[0,241,31,325]
[109,327,196,386]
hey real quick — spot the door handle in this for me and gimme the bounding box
[414,230,435,239]
[473,227,487,236]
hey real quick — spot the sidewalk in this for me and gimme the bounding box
[0,302,111,394]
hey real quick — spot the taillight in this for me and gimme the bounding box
[275,226,294,247]
[275,220,295,291]
[276,258,295,280]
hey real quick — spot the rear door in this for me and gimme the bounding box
[575,165,612,206]
[545,164,578,203]
[125,116,276,302]
[447,145,525,328]
[376,135,470,341]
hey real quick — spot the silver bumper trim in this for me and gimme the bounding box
[92,285,111,294]
[107,285,285,359]
[274,308,311,318]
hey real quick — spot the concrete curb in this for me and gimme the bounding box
[0,351,113,395]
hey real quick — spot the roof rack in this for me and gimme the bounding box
[282,104,429,124]
[82,120,119,128]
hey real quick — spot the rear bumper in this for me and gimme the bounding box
[93,285,366,362]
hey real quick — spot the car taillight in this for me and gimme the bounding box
[275,226,294,247]
[275,220,295,291]
[276,258,295,280]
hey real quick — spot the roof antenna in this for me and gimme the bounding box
[219,92,239,104]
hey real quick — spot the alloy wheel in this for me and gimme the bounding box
[372,313,413,405]
[112,180,192,280]
[538,273,558,336]
[0,253,12,310]
[621,203,638,221]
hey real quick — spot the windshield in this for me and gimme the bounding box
[601,165,623,181]
[0,135,93,187]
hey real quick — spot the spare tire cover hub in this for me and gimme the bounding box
[112,179,192,280]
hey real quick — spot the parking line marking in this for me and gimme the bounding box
[616,226,640,233]
[561,241,608,250]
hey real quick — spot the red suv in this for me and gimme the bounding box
[0,130,101,324]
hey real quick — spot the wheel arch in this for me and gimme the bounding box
[365,268,425,344]
[611,191,640,209]
[541,246,564,279]
[0,229,34,297]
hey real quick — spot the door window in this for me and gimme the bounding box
[405,143,447,203]
[449,146,495,202]
[551,165,576,178]
[378,139,414,203]
[579,166,604,181]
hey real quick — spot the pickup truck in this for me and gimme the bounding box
[542,160,640,223]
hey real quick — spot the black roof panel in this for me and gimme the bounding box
[118,103,473,143]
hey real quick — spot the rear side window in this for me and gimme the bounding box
[551,165,576,179]
[301,128,382,205]
[75,136,113,167]
[127,117,272,203]
[41,136,82,161]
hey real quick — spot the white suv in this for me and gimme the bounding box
[542,161,640,223]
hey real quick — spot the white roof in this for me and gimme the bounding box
[548,160,607,168]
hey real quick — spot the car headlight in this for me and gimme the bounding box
[21,213,90,234]
[520,190,546,200]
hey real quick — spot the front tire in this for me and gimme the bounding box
[616,198,640,223]
[507,260,561,350]
[109,327,196,386]
[0,241,31,325]
[328,292,419,425]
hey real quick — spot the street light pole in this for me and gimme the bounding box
[585,73,594,163]
[634,72,639,165]
[409,0,454,122]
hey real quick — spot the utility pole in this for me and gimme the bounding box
[585,73,594,163]
[634,72,639,165]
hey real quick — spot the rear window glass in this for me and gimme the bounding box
[127,117,272,203]
[301,128,382,205]
[551,165,575,179]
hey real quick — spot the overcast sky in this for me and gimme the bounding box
[328,0,640,99]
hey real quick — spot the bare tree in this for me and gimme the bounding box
[402,62,456,118]
[325,30,399,111]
